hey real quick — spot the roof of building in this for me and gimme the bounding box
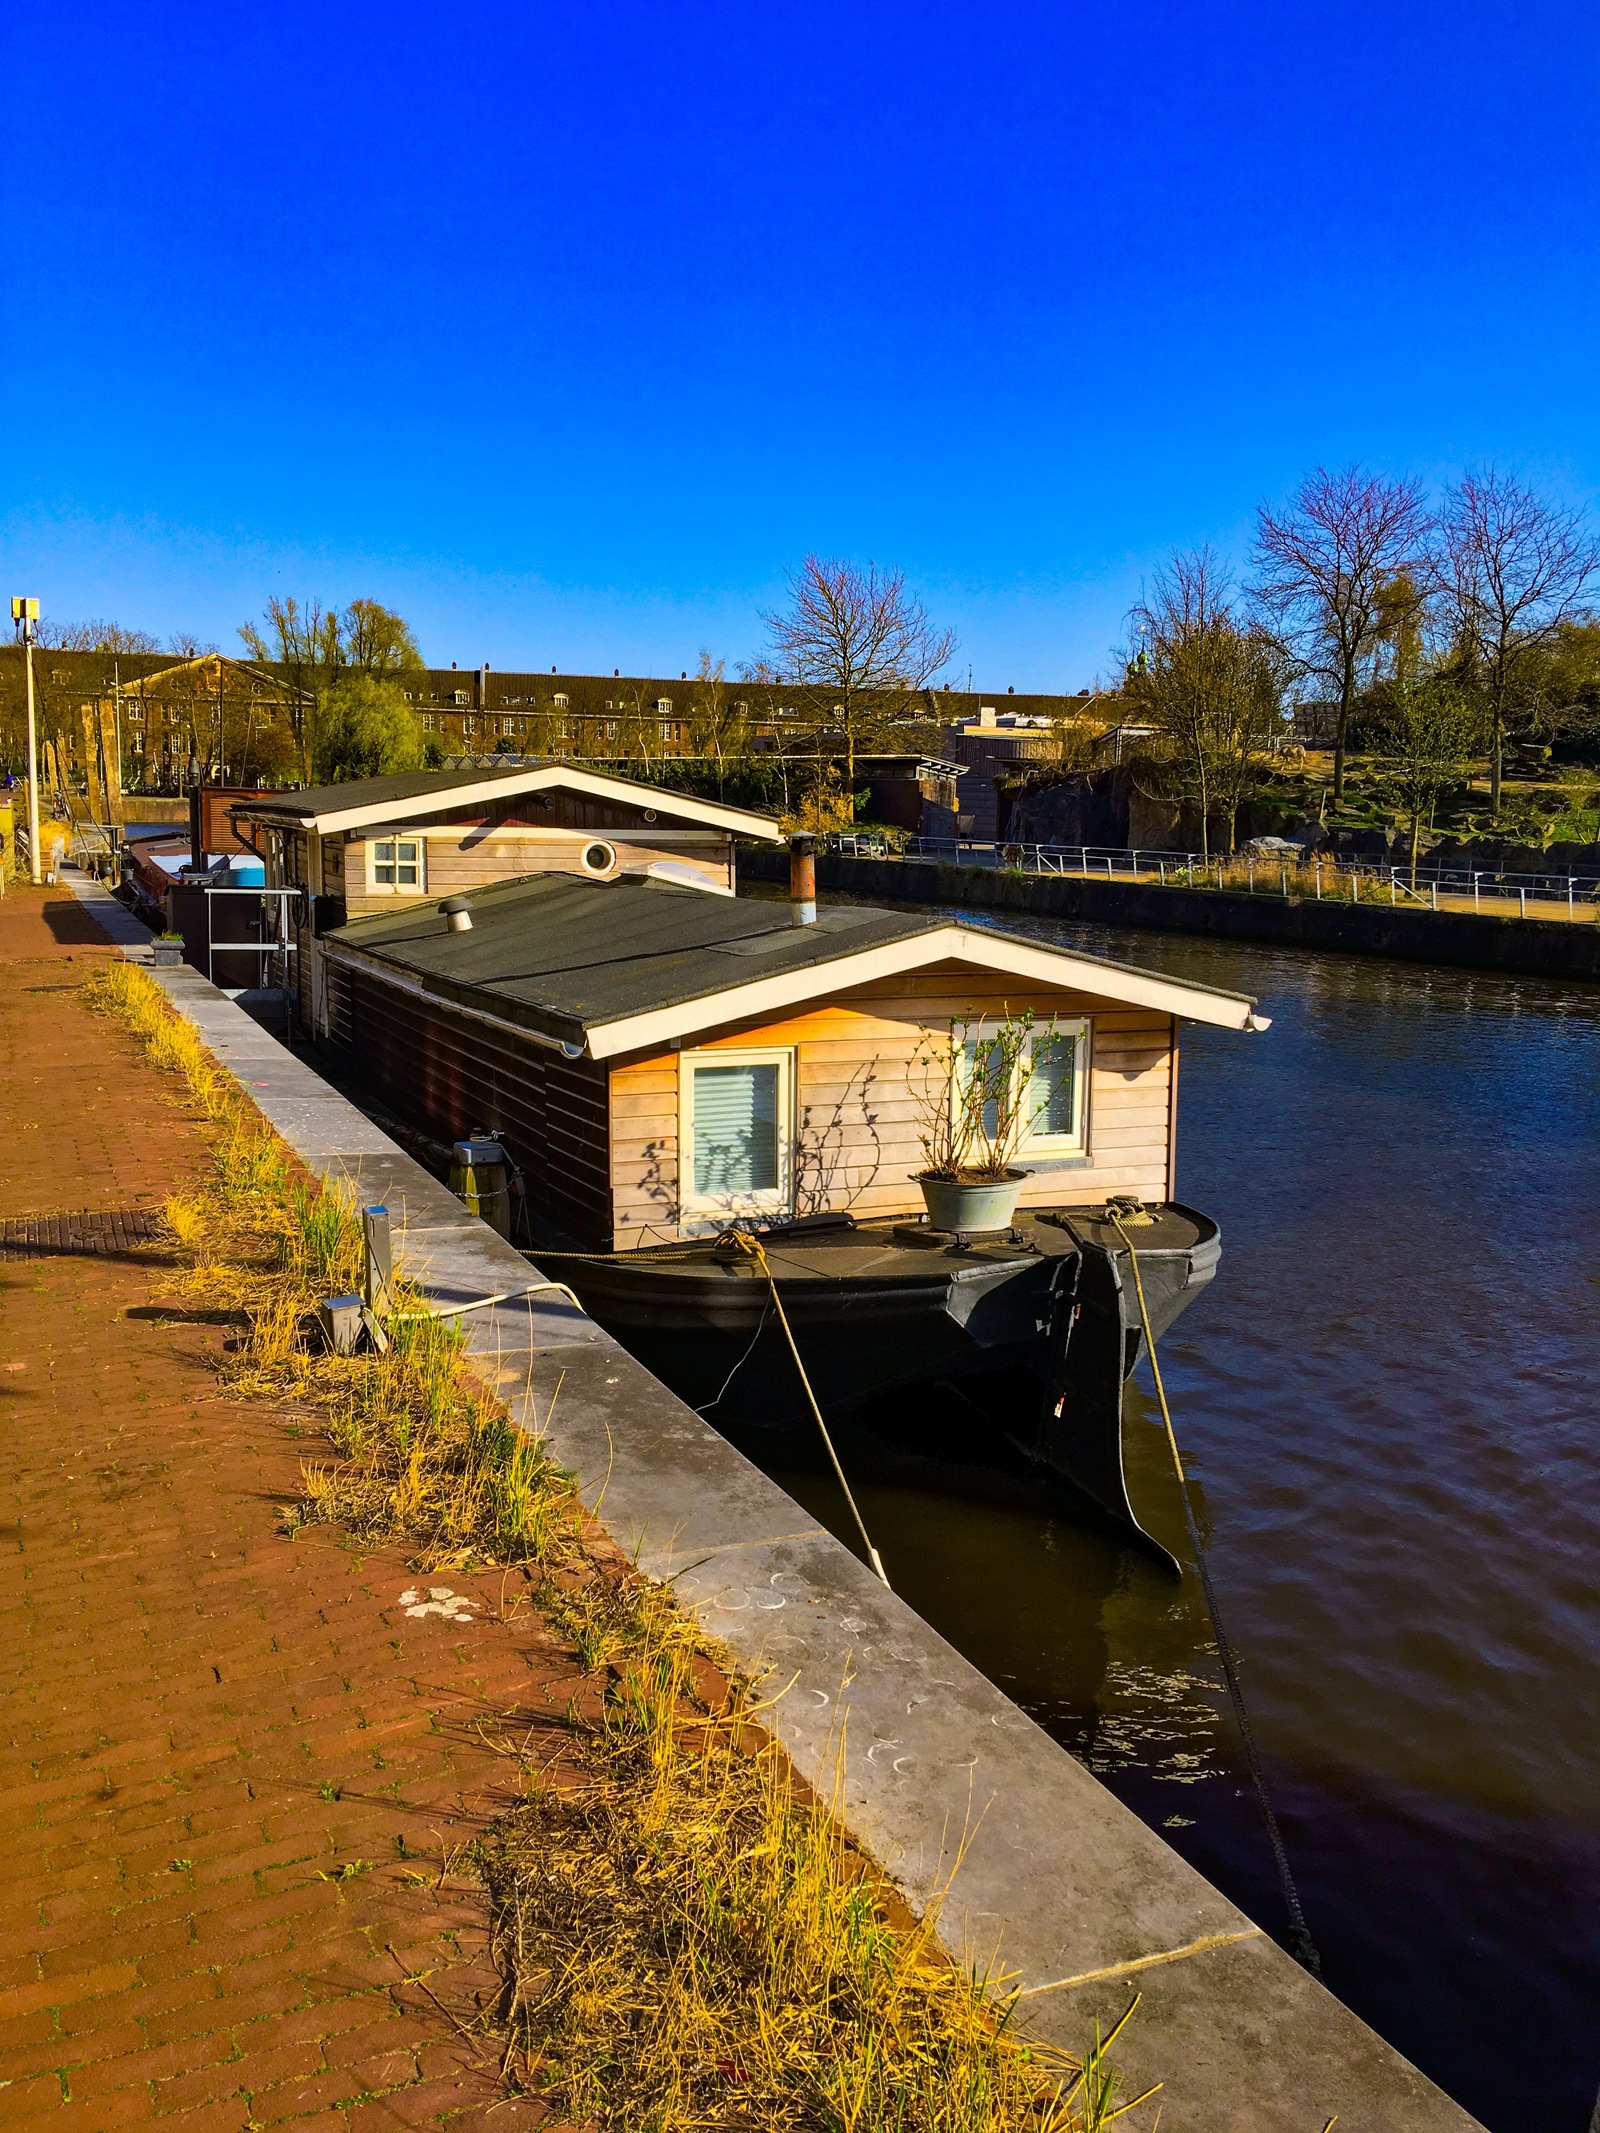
[230,763,784,840]
[325,872,1267,1060]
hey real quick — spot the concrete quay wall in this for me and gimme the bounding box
[739,847,1600,981]
[70,874,1483,2132]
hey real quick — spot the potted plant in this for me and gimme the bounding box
[152,932,185,968]
[911,1010,1038,1233]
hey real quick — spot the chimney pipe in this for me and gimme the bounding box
[789,834,816,926]
[439,894,474,933]
[187,755,204,868]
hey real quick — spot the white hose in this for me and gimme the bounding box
[392,1278,585,1322]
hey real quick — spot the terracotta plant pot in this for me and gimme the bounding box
[914,1170,1028,1234]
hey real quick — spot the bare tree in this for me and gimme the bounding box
[1253,467,1433,804]
[166,630,220,658]
[1125,550,1286,856]
[38,619,159,653]
[1433,469,1599,815]
[760,557,956,781]
[686,651,755,797]
[1369,674,1482,884]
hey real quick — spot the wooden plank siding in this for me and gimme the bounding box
[326,967,614,1249]
[337,793,736,918]
[341,827,732,917]
[608,964,1176,1246]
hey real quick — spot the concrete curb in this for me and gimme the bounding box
[69,876,1480,2131]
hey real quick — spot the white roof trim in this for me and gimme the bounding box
[583,925,1265,1060]
[242,764,785,841]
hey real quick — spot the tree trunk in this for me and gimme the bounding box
[1333,667,1354,804]
[1489,707,1503,818]
[1409,812,1421,889]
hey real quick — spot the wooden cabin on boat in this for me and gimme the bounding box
[230,765,785,1038]
[321,866,1266,1250]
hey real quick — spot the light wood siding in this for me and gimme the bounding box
[329,968,613,1249]
[341,789,734,915]
[608,965,1175,1245]
[342,829,732,916]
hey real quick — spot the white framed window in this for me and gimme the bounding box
[1020,1019,1089,1154]
[957,1018,1089,1157]
[369,836,425,892]
[679,1047,794,1217]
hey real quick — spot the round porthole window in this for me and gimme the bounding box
[582,840,617,876]
[641,808,658,823]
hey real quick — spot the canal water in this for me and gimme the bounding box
[722,918,1600,2133]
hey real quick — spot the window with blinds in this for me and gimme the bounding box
[1024,1021,1088,1151]
[682,1050,792,1212]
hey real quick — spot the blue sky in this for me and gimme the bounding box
[4,1,1597,687]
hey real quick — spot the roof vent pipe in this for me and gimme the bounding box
[439,894,474,933]
[789,833,816,926]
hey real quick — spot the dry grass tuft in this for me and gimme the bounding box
[479,1583,1149,2131]
[84,960,1150,2131]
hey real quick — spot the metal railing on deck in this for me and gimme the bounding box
[894,837,1600,919]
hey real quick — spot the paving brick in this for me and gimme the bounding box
[0,2069,73,2124]
[0,897,571,2130]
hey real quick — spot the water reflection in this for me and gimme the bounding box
[727,903,1600,2133]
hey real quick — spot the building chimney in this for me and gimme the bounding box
[476,663,489,709]
[978,705,997,729]
[789,833,816,926]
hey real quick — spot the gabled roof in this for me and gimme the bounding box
[324,873,1267,1060]
[122,653,296,696]
[231,764,784,841]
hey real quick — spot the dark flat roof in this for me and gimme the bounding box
[326,871,1261,1054]
[328,874,938,1049]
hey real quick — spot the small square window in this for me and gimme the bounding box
[679,1048,794,1218]
[372,837,424,892]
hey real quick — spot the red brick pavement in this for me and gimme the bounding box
[0,890,574,2128]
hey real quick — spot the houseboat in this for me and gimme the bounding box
[315,817,1269,1562]
[230,763,787,1040]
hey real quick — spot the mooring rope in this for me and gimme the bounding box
[1110,1214,1324,1979]
[720,1231,893,1590]
[529,1234,891,1585]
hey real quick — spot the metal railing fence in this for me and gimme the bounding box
[894,838,1600,918]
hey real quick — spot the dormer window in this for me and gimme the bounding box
[553,692,569,708]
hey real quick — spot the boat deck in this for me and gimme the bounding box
[590,1204,1209,1285]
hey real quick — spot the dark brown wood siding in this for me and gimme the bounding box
[327,964,613,1249]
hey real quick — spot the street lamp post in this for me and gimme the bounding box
[10,597,41,884]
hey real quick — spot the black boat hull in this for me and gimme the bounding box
[532,1205,1219,1569]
